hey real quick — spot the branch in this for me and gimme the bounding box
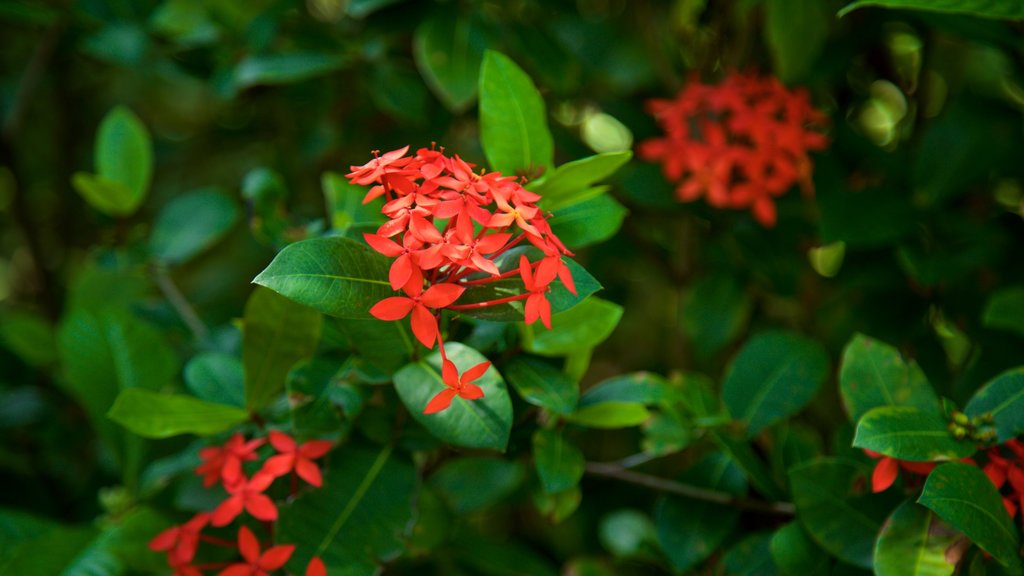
[152,265,209,343]
[583,461,796,516]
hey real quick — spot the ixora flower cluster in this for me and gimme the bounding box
[347,146,575,414]
[149,432,332,576]
[867,438,1024,520]
[638,72,829,227]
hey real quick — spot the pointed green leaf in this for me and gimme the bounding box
[918,463,1021,572]
[479,50,553,175]
[839,0,1024,19]
[88,106,152,216]
[430,457,524,514]
[853,406,976,461]
[547,194,628,249]
[982,288,1024,338]
[722,532,778,576]
[233,52,348,90]
[533,429,584,494]
[150,188,239,264]
[413,12,487,112]
[109,389,249,438]
[580,372,674,407]
[770,522,829,576]
[184,352,245,408]
[393,342,512,451]
[243,287,322,410]
[875,501,958,576]
[965,368,1024,443]
[504,356,578,415]
[713,431,787,501]
[523,296,622,356]
[839,333,941,422]
[530,151,632,208]
[71,173,137,218]
[567,402,650,429]
[253,236,393,319]
[722,331,830,438]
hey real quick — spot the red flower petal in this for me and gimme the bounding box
[258,545,296,570]
[871,457,899,493]
[441,358,459,388]
[236,526,261,564]
[306,557,327,576]
[370,297,417,321]
[420,283,465,309]
[298,440,334,459]
[363,233,404,257]
[459,384,485,400]
[410,305,438,348]
[424,389,457,414]
[218,565,254,576]
[269,430,297,453]
[389,254,414,291]
[211,495,244,527]
[245,494,279,522]
[248,471,276,492]
[461,361,491,384]
[149,526,179,552]
[296,458,324,488]
[261,453,295,478]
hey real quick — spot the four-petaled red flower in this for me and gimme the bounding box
[218,526,295,576]
[519,255,554,329]
[424,352,489,414]
[195,433,265,487]
[149,512,210,567]
[262,431,334,488]
[369,279,464,348]
[211,471,278,526]
[306,557,327,576]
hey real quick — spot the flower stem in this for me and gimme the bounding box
[446,293,530,310]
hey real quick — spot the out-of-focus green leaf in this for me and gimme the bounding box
[548,193,628,249]
[965,368,1024,443]
[346,0,404,18]
[918,463,1021,572]
[533,485,581,524]
[504,356,578,415]
[770,522,829,576]
[430,457,524,514]
[839,333,941,422]
[183,352,245,408]
[567,401,650,429]
[455,533,559,576]
[713,431,786,501]
[722,532,778,576]
[982,287,1024,338]
[149,0,220,46]
[0,309,56,367]
[530,151,632,208]
[0,509,96,575]
[875,500,958,576]
[253,237,393,319]
[839,0,1024,19]
[233,52,348,90]
[242,287,322,410]
[413,12,487,112]
[278,445,415,576]
[370,63,429,123]
[150,189,239,264]
[680,274,753,360]
[523,297,622,356]
[532,429,584,494]
[766,0,829,83]
[722,331,830,438]
[72,106,152,217]
[322,172,385,235]
[479,50,553,176]
[331,317,412,375]
[853,406,975,461]
[580,372,674,407]
[109,389,249,438]
[599,509,657,559]
[393,342,512,451]
[71,174,135,219]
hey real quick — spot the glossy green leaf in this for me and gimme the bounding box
[567,401,650,429]
[722,532,778,576]
[918,463,1021,571]
[965,368,1024,442]
[242,287,322,410]
[532,429,584,494]
[533,485,581,524]
[84,106,152,217]
[982,288,1024,338]
[655,453,746,572]
[580,372,674,407]
[108,389,249,438]
[479,50,553,176]
[766,0,829,83]
[393,342,512,451]
[71,174,137,219]
[713,431,787,501]
[722,331,830,438]
[430,457,524,513]
[530,152,632,208]
[839,0,1024,19]
[548,194,628,249]
[233,52,348,90]
[770,522,829,576]
[322,172,385,234]
[523,297,622,356]
[149,0,220,47]
[330,317,413,375]
[413,12,487,112]
[789,458,898,569]
[853,406,975,461]
[253,236,393,319]
[875,500,958,576]
[278,444,415,576]
[150,188,239,264]
[504,356,578,415]
[839,333,941,422]
[183,352,245,408]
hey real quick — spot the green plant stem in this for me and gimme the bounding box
[583,461,796,516]
[152,264,209,342]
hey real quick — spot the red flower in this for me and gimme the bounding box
[262,431,333,488]
[211,472,278,526]
[195,433,265,488]
[864,450,936,493]
[306,557,327,576]
[150,512,210,567]
[424,352,489,414]
[519,255,553,329]
[218,526,295,576]
[369,280,464,348]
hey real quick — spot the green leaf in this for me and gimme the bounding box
[530,152,632,209]
[875,500,958,576]
[918,463,1021,571]
[0,309,57,367]
[242,287,322,410]
[839,0,1024,19]
[722,331,830,438]
[599,509,657,558]
[532,429,584,494]
[504,356,578,415]
[0,509,97,575]
[722,532,778,576]
[770,522,829,576]
[183,352,245,408]
[233,52,348,90]
[479,50,553,176]
[713,431,787,501]
[655,453,746,572]
[108,388,249,438]
[766,0,830,83]
[430,457,524,514]
[393,342,512,451]
[966,368,1024,443]
[413,12,487,112]
[983,287,1024,338]
[322,173,385,234]
[533,485,581,524]
[853,406,976,461]
[547,193,628,249]
[567,402,650,429]
[71,174,137,219]
[680,274,753,360]
[523,297,622,356]
[86,106,152,217]
[252,236,394,319]
[150,188,239,264]
[789,458,898,569]
[278,444,415,576]
[839,333,942,422]
[580,372,675,407]
[330,317,413,375]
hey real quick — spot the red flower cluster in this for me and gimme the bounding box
[150,431,332,576]
[347,146,575,413]
[638,72,829,227]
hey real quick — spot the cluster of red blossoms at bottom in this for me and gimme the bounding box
[638,72,829,227]
[149,431,332,575]
[346,146,575,414]
[867,438,1024,520]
